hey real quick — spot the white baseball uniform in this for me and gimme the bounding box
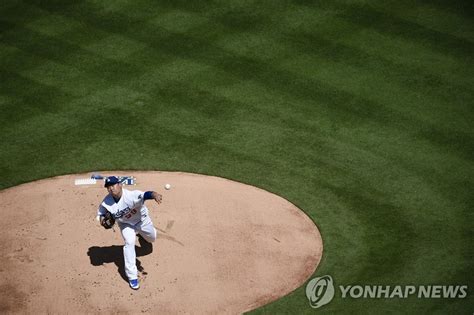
[98,189,157,280]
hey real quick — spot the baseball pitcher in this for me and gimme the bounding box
[97,176,162,290]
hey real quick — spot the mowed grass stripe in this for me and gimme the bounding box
[11,1,474,113]
[5,0,472,246]
[179,64,457,208]
[331,1,473,59]
[0,0,466,196]
[2,1,422,288]
[22,0,448,149]
[5,3,216,96]
[176,4,468,137]
[8,0,474,262]
[8,1,340,135]
[273,7,472,95]
[154,1,473,88]
[181,72,467,282]
[0,4,197,141]
[0,1,472,313]
[194,4,472,136]
[378,2,474,43]
[278,52,473,158]
[0,26,143,112]
[182,3,471,168]
[4,3,470,160]
[159,42,452,292]
[1,4,181,96]
[0,8,235,173]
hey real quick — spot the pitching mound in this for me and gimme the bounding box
[0,171,323,314]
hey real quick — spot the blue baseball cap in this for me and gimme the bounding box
[104,176,121,187]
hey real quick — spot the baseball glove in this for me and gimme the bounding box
[101,211,115,229]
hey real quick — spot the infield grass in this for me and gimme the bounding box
[1,0,473,313]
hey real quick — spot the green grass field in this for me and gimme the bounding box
[1,0,473,313]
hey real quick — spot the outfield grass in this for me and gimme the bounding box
[1,0,473,313]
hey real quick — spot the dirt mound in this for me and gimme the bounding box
[0,171,323,314]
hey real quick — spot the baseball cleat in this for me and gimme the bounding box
[129,278,140,290]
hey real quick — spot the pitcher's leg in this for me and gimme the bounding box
[138,218,157,243]
[121,225,138,280]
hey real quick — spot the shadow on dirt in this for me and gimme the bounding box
[87,235,153,282]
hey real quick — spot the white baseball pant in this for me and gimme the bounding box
[119,216,157,280]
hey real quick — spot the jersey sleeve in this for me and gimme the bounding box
[131,190,145,208]
[97,204,107,216]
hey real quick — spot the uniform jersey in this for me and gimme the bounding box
[98,189,149,225]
